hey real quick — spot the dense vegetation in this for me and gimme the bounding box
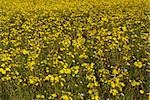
[0,0,150,100]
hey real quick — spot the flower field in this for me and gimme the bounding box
[0,0,150,100]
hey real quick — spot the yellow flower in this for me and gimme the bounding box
[95,95,99,100]
[61,95,69,100]
[111,81,116,88]
[22,49,29,55]
[18,79,23,82]
[120,82,125,87]
[112,69,119,75]
[41,95,45,98]
[36,94,41,98]
[65,68,71,74]
[94,81,99,87]
[79,53,88,59]
[148,93,150,100]
[122,26,127,31]
[123,56,130,61]
[110,89,118,96]
[5,67,11,71]
[48,93,57,99]
[29,79,34,84]
[88,90,93,94]
[134,61,143,68]
[101,17,108,22]
[0,68,6,74]
[59,68,71,74]
[130,80,140,86]
[92,95,99,100]
[29,76,39,84]
[87,83,94,88]
[54,76,59,82]
[44,75,50,81]
[36,94,45,98]
[60,82,64,87]
[50,76,55,82]
[140,90,144,94]
[75,84,78,87]
[86,74,96,81]
[51,93,57,97]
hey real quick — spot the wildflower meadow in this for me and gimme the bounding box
[0,0,150,100]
